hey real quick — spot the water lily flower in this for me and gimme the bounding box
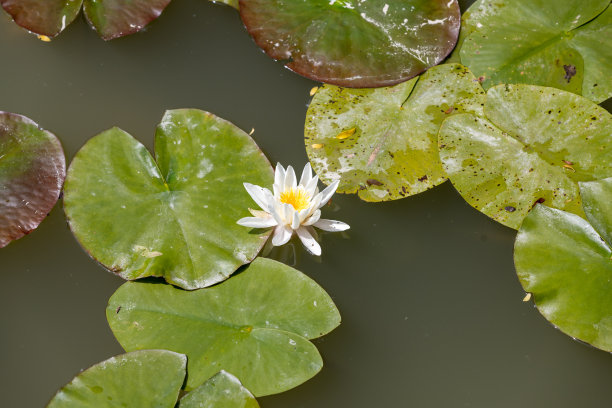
[237,163,349,256]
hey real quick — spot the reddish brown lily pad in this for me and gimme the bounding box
[239,0,461,88]
[0,112,65,247]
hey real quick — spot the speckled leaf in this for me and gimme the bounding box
[515,186,612,351]
[64,109,273,290]
[458,0,612,103]
[179,371,259,408]
[210,0,238,9]
[438,84,612,229]
[0,112,65,248]
[580,178,612,246]
[47,350,186,407]
[107,257,341,396]
[239,0,460,88]
[83,0,172,40]
[305,63,486,202]
[0,0,82,37]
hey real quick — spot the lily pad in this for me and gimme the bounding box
[457,0,612,103]
[239,0,460,88]
[304,63,486,202]
[438,84,612,229]
[107,257,341,396]
[47,350,186,407]
[514,178,612,352]
[1,0,172,40]
[179,371,259,408]
[0,112,65,248]
[63,109,273,290]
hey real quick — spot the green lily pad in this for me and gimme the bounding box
[304,63,486,202]
[107,257,341,396]
[63,109,273,290]
[0,112,65,248]
[239,0,461,88]
[47,350,186,407]
[179,371,259,408]
[457,0,612,103]
[514,178,612,352]
[438,84,612,229]
[1,0,172,40]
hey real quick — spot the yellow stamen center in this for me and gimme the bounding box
[280,187,310,211]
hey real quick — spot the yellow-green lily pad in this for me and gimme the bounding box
[305,63,486,202]
[439,84,612,229]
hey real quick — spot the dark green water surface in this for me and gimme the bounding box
[1,1,612,406]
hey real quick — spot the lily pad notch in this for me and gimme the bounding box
[63,109,274,289]
[0,112,65,248]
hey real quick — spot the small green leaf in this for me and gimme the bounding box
[47,350,186,408]
[0,112,65,248]
[515,178,612,351]
[438,84,612,229]
[64,109,273,289]
[239,0,460,87]
[458,0,611,103]
[107,257,341,396]
[305,63,486,201]
[179,371,259,408]
[0,0,82,38]
[83,0,172,40]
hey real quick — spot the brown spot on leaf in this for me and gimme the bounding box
[367,179,383,186]
[505,206,516,212]
[418,175,428,182]
[563,65,576,83]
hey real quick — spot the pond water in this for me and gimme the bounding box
[1,0,611,406]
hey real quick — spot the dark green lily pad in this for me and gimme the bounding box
[439,84,612,229]
[0,112,65,248]
[1,0,172,40]
[239,0,460,87]
[515,178,612,352]
[458,0,612,103]
[63,109,273,290]
[47,350,186,407]
[107,257,341,396]
[179,371,259,408]
[305,63,486,201]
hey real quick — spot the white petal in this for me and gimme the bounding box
[273,163,286,196]
[298,208,311,223]
[303,209,321,226]
[249,208,269,218]
[269,203,285,226]
[284,165,297,191]
[305,175,319,197]
[237,217,277,228]
[297,227,321,256]
[292,210,301,229]
[282,203,295,225]
[299,163,313,187]
[314,218,350,232]
[317,180,339,208]
[244,183,273,211]
[272,225,293,246]
[308,192,322,215]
